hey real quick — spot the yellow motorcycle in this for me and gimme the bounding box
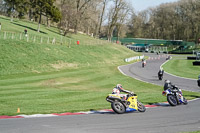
[106,92,146,114]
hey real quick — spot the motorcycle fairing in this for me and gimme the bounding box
[126,107,137,112]
[127,96,138,110]
[108,94,121,99]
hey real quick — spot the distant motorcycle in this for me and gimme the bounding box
[197,76,200,87]
[106,92,146,114]
[158,70,164,80]
[198,79,200,87]
[166,56,171,60]
[162,85,188,106]
[142,59,146,67]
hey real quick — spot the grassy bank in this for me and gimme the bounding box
[0,16,200,116]
[0,40,199,116]
[162,55,200,79]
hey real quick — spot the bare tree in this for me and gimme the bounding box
[98,0,108,36]
[129,0,200,44]
[59,0,76,35]
[107,0,129,41]
[115,2,132,41]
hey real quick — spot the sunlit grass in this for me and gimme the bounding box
[162,55,200,79]
[0,16,200,116]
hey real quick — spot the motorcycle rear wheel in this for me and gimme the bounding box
[137,101,146,112]
[167,94,177,106]
[111,101,125,114]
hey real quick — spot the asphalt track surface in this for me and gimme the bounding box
[119,53,200,92]
[0,99,200,133]
[0,53,200,133]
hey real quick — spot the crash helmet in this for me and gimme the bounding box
[164,80,171,84]
[116,84,123,91]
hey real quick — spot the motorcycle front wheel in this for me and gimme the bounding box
[111,101,125,114]
[167,94,177,106]
[182,97,188,105]
[137,101,146,112]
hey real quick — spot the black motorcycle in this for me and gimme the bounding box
[158,70,164,80]
[162,85,188,106]
[166,56,171,60]
[197,78,200,87]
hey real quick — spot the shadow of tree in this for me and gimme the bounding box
[46,28,60,35]
[0,16,11,21]
[12,22,47,34]
[146,102,170,107]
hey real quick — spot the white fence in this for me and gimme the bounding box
[125,55,144,62]
[0,31,110,46]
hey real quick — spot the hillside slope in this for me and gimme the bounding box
[0,16,148,115]
[1,16,199,116]
[0,16,138,77]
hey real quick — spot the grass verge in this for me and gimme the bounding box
[162,55,200,79]
[0,16,200,116]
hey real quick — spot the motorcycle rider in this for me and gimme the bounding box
[197,75,200,87]
[164,80,184,101]
[164,80,173,90]
[142,59,146,67]
[158,68,164,80]
[112,84,133,100]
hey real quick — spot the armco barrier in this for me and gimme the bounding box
[125,55,144,62]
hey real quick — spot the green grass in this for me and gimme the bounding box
[0,16,200,116]
[180,131,200,133]
[162,55,200,79]
[0,15,107,45]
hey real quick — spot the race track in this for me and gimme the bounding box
[0,53,200,133]
[119,53,200,92]
[0,99,200,133]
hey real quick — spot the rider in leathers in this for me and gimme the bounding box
[112,84,133,100]
[164,80,183,101]
[158,68,164,79]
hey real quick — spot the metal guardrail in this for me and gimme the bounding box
[125,55,144,62]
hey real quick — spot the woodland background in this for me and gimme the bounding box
[0,0,200,43]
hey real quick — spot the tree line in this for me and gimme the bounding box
[130,0,200,44]
[0,0,61,32]
[0,0,199,43]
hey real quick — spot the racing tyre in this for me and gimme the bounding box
[167,94,177,106]
[137,101,146,112]
[183,97,188,105]
[111,101,125,114]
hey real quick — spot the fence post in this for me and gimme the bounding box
[52,38,55,44]
[69,39,71,48]
[4,31,6,39]
[20,33,22,40]
[61,35,63,45]
[47,37,49,44]
[12,33,14,39]
[27,35,29,42]
[40,37,43,43]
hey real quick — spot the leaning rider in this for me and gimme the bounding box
[112,84,133,100]
[164,80,183,101]
[158,68,164,77]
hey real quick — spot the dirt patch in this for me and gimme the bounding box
[40,78,83,88]
[32,70,41,73]
[41,79,63,87]
[51,61,78,70]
